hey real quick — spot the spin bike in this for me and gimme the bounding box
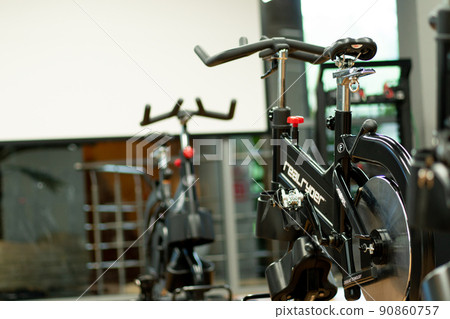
[408,1,450,300]
[136,98,235,300]
[195,36,434,301]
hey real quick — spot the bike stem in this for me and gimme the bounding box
[179,123,199,214]
[271,49,291,190]
[334,65,355,224]
[278,49,288,109]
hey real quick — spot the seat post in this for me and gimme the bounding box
[336,76,352,113]
[278,49,288,109]
[334,57,356,117]
[270,49,291,190]
[333,59,376,134]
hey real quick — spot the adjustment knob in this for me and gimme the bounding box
[362,119,378,134]
[287,116,304,127]
[326,116,335,131]
[183,146,194,159]
[174,158,182,168]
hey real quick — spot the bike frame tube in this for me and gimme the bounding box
[179,124,199,214]
[271,49,292,190]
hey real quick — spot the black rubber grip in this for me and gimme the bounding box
[195,98,236,120]
[140,98,237,127]
[288,51,329,64]
[140,99,183,126]
[285,38,326,55]
[194,41,273,67]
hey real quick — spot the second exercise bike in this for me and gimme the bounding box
[136,98,236,300]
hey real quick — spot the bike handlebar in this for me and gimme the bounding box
[194,36,329,67]
[140,98,236,126]
[195,98,236,120]
[195,36,377,67]
[141,99,183,126]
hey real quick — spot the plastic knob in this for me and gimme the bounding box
[287,116,305,128]
[183,146,194,159]
[362,119,378,134]
[174,158,182,168]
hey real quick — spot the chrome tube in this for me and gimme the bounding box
[336,77,351,112]
[278,49,288,109]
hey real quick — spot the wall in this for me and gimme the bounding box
[0,0,266,142]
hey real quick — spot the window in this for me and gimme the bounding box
[301,0,399,111]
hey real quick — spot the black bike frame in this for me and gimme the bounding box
[172,124,199,215]
[194,36,434,300]
[271,59,434,300]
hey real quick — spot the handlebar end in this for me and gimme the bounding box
[175,99,183,110]
[239,37,248,46]
[229,99,237,119]
[194,45,211,66]
[140,104,152,126]
[195,97,237,120]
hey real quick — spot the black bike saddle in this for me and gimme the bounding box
[325,37,377,61]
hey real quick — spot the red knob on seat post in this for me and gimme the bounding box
[287,116,304,127]
[287,116,304,143]
[183,146,194,159]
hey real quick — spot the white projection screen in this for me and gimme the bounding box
[0,0,267,143]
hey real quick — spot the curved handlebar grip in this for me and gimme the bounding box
[194,42,264,67]
[194,45,211,66]
[195,98,236,120]
[285,39,325,55]
[289,51,329,64]
[194,36,328,67]
[141,104,152,126]
[140,99,183,126]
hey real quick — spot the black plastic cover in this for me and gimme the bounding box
[166,207,215,246]
[165,248,214,292]
[255,192,303,241]
[265,236,337,301]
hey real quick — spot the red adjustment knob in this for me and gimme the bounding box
[183,146,194,159]
[287,116,304,128]
[174,158,182,168]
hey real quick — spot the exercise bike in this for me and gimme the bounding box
[408,1,450,300]
[136,98,235,300]
[195,36,434,301]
